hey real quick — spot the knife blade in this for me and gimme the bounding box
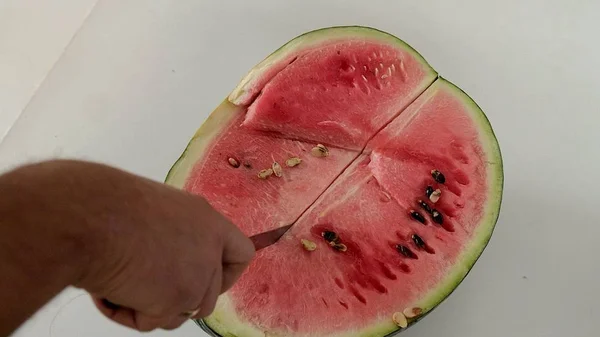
[249,224,293,251]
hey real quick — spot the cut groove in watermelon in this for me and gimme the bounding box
[166,26,503,337]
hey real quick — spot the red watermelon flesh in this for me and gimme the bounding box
[166,27,503,337]
[366,80,495,235]
[243,40,436,150]
[179,102,358,236]
[171,28,437,237]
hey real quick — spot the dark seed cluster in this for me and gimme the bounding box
[396,169,449,259]
[417,170,446,224]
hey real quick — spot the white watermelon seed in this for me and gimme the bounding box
[311,144,329,157]
[301,239,317,251]
[285,157,302,167]
[272,162,283,177]
[228,157,240,168]
[392,312,408,328]
[429,189,441,203]
[257,168,273,179]
[362,75,368,82]
[402,307,423,318]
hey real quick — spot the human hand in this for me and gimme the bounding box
[8,160,255,332]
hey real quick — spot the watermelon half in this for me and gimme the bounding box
[166,26,503,337]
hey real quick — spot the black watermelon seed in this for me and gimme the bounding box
[396,245,417,259]
[431,170,446,184]
[332,243,347,252]
[417,200,432,214]
[243,161,252,168]
[432,210,444,225]
[322,231,339,243]
[412,234,425,249]
[426,186,434,198]
[410,210,426,224]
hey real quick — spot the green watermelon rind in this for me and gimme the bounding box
[164,26,503,337]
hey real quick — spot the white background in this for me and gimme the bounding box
[1,1,599,337]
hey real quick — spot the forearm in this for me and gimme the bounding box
[0,162,94,336]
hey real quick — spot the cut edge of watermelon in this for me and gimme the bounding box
[228,25,437,106]
[198,78,503,337]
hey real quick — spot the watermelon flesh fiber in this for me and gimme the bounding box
[167,27,502,337]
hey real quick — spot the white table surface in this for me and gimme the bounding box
[2,1,600,337]
[0,0,98,142]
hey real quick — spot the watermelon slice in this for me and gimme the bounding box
[166,26,503,337]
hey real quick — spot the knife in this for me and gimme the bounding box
[249,224,293,251]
